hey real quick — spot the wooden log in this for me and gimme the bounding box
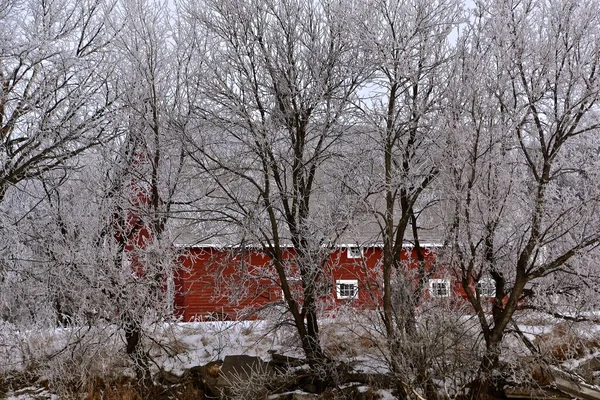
[553,376,600,400]
[505,387,572,399]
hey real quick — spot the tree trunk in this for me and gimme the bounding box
[124,315,151,385]
[300,285,333,390]
[382,259,395,339]
[469,342,501,399]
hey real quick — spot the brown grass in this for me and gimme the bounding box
[206,362,222,377]
[358,334,378,350]
[535,323,587,362]
[81,376,206,400]
[200,335,212,347]
[324,332,360,358]
[83,377,143,400]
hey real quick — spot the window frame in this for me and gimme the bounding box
[336,279,359,300]
[476,278,496,298]
[347,246,363,259]
[429,279,450,298]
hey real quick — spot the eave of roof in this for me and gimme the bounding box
[174,242,444,249]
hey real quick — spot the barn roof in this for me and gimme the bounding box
[167,206,444,249]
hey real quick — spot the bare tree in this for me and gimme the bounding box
[0,0,119,355]
[0,0,118,202]
[355,0,462,396]
[108,0,189,378]
[180,0,368,378]
[0,0,189,387]
[0,0,118,327]
[445,0,600,396]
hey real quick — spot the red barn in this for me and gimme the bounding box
[118,158,489,321]
[172,242,472,322]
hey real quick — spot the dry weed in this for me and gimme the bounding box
[83,377,142,400]
[535,323,587,361]
[324,332,359,358]
[200,335,212,347]
[206,362,222,377]
[357,334,378,350]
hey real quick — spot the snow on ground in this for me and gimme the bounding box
[375,389,398,400]
[5,311,599,399]
[1,317,386,399]
[3,387,57,400]
[152,320,297,375]
[150,317,385,376]
[0,316,383,375]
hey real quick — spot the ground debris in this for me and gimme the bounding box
[2,386,57,400]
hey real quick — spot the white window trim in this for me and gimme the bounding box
[429,279,450,298]
[347,246,363,259]
[476,278,496,298]
[336,279,359,300]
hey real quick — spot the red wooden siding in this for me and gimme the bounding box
[173,245,460,322]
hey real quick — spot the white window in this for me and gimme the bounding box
[347,246,363,259]
[429,279,450,298]
[476,278,496,298]
[336,279,358,299]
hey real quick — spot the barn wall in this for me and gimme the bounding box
[174,245,463,322]
[175,248,286,320]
